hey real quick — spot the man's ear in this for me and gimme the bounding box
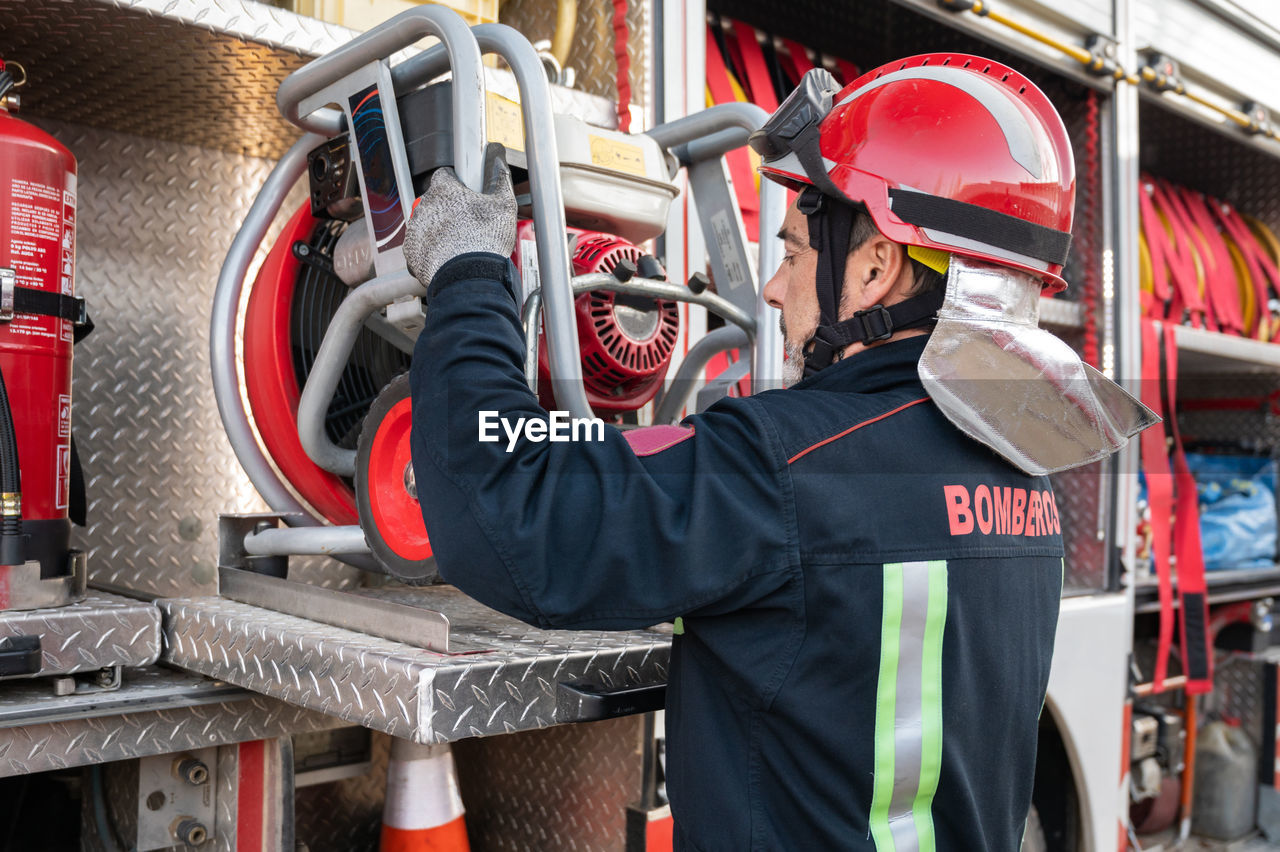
[846,237,908,311]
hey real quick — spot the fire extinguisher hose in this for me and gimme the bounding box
[0,364,21,566]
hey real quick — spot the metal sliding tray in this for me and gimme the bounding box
[0,666,341,777]
[157,575,671,743]
[0,591,161,678]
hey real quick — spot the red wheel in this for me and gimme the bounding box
[243,205,358,524]
[356,374,437,582]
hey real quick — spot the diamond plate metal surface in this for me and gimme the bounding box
[0,666,341,776]
[0,591,159,675]
[0,591,160,676]
[2,0,633,160]
[453,714,644,851]
[1210,654,1265,749]
[158,585,670,742]
[213,743,240,852]
[0,664,226,717]
[294,730,389,852]
[19,119,361,598]
[1037,78,1111,592]
[86,755,141,852]
[292,718,648,852]
[500,0,650,119]
[0,0,355,159]
[1054,462,1108,593]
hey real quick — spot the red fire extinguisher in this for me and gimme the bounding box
[0,58,85,580]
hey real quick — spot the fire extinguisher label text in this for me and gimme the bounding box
[55,445,70,511]
[57,394,70,439]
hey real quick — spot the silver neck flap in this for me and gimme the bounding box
[917,255,1158,476]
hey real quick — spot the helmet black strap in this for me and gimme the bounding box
[796,187,944,377]
[799,187,853,332]
[802,289,945,376]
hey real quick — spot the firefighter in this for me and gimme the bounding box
[403,55,1154,851]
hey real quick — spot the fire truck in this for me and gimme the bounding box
[1,0,1280,849]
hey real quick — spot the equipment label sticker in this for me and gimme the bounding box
[61,172,76,297]
[7,175,64,339]
[518,238,538,305]
[57,394,71,438]
[55,444,71,510]
[485,92,526,153]
[710,209,751,296]
[588,135,647,177]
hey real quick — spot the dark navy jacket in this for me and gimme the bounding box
[410,253,1063,851]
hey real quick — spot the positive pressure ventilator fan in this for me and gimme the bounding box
[243,216,680,579]
[218,11,778,584]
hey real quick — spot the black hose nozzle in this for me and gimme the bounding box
[0,366,23,566]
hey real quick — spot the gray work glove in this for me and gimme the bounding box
[404,145,517,286]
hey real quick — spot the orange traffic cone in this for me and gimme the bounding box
[380,738,470,852]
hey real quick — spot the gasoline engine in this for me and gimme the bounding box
[240,77,684,580]
[0,57,88,609]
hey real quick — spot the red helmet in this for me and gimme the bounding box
[753,54,1075,293]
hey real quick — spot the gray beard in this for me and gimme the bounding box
[781,315,805,388]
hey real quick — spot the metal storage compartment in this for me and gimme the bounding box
[0,0,670,848]
[6,0,1280,848]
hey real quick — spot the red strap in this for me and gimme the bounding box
[1138,180,1174,313]
[1216,199,1280,341]
[721,22,750,100]
[832,57,860,86]
[705,24,759,240]
[1149,178,1209,328]
[1161,326,1215,695]
[730,20,778,111]
[704,25,739,107]
[1177,187,1241,335]
[780,38,815,86]
[1079,89,1101,368]
[1140,320,1176,691]
[611,0,632,132]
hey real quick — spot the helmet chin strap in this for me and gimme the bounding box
[798,187,944,378]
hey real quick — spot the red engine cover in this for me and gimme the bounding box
[522,222,679,413]
[0,107,76,531]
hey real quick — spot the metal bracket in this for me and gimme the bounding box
[217,513,292,576]
[686,158,758,318]
[136,747,217,852]
[1244,101,1275,137]
[694,357,750,414]
[0,268,14,321]
[1082,34,1122,78]
[0,550,87,611]
[292,240,335,275]
[1140,52,1184,93]
[49,665,124,696]
[218,566,450,652]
